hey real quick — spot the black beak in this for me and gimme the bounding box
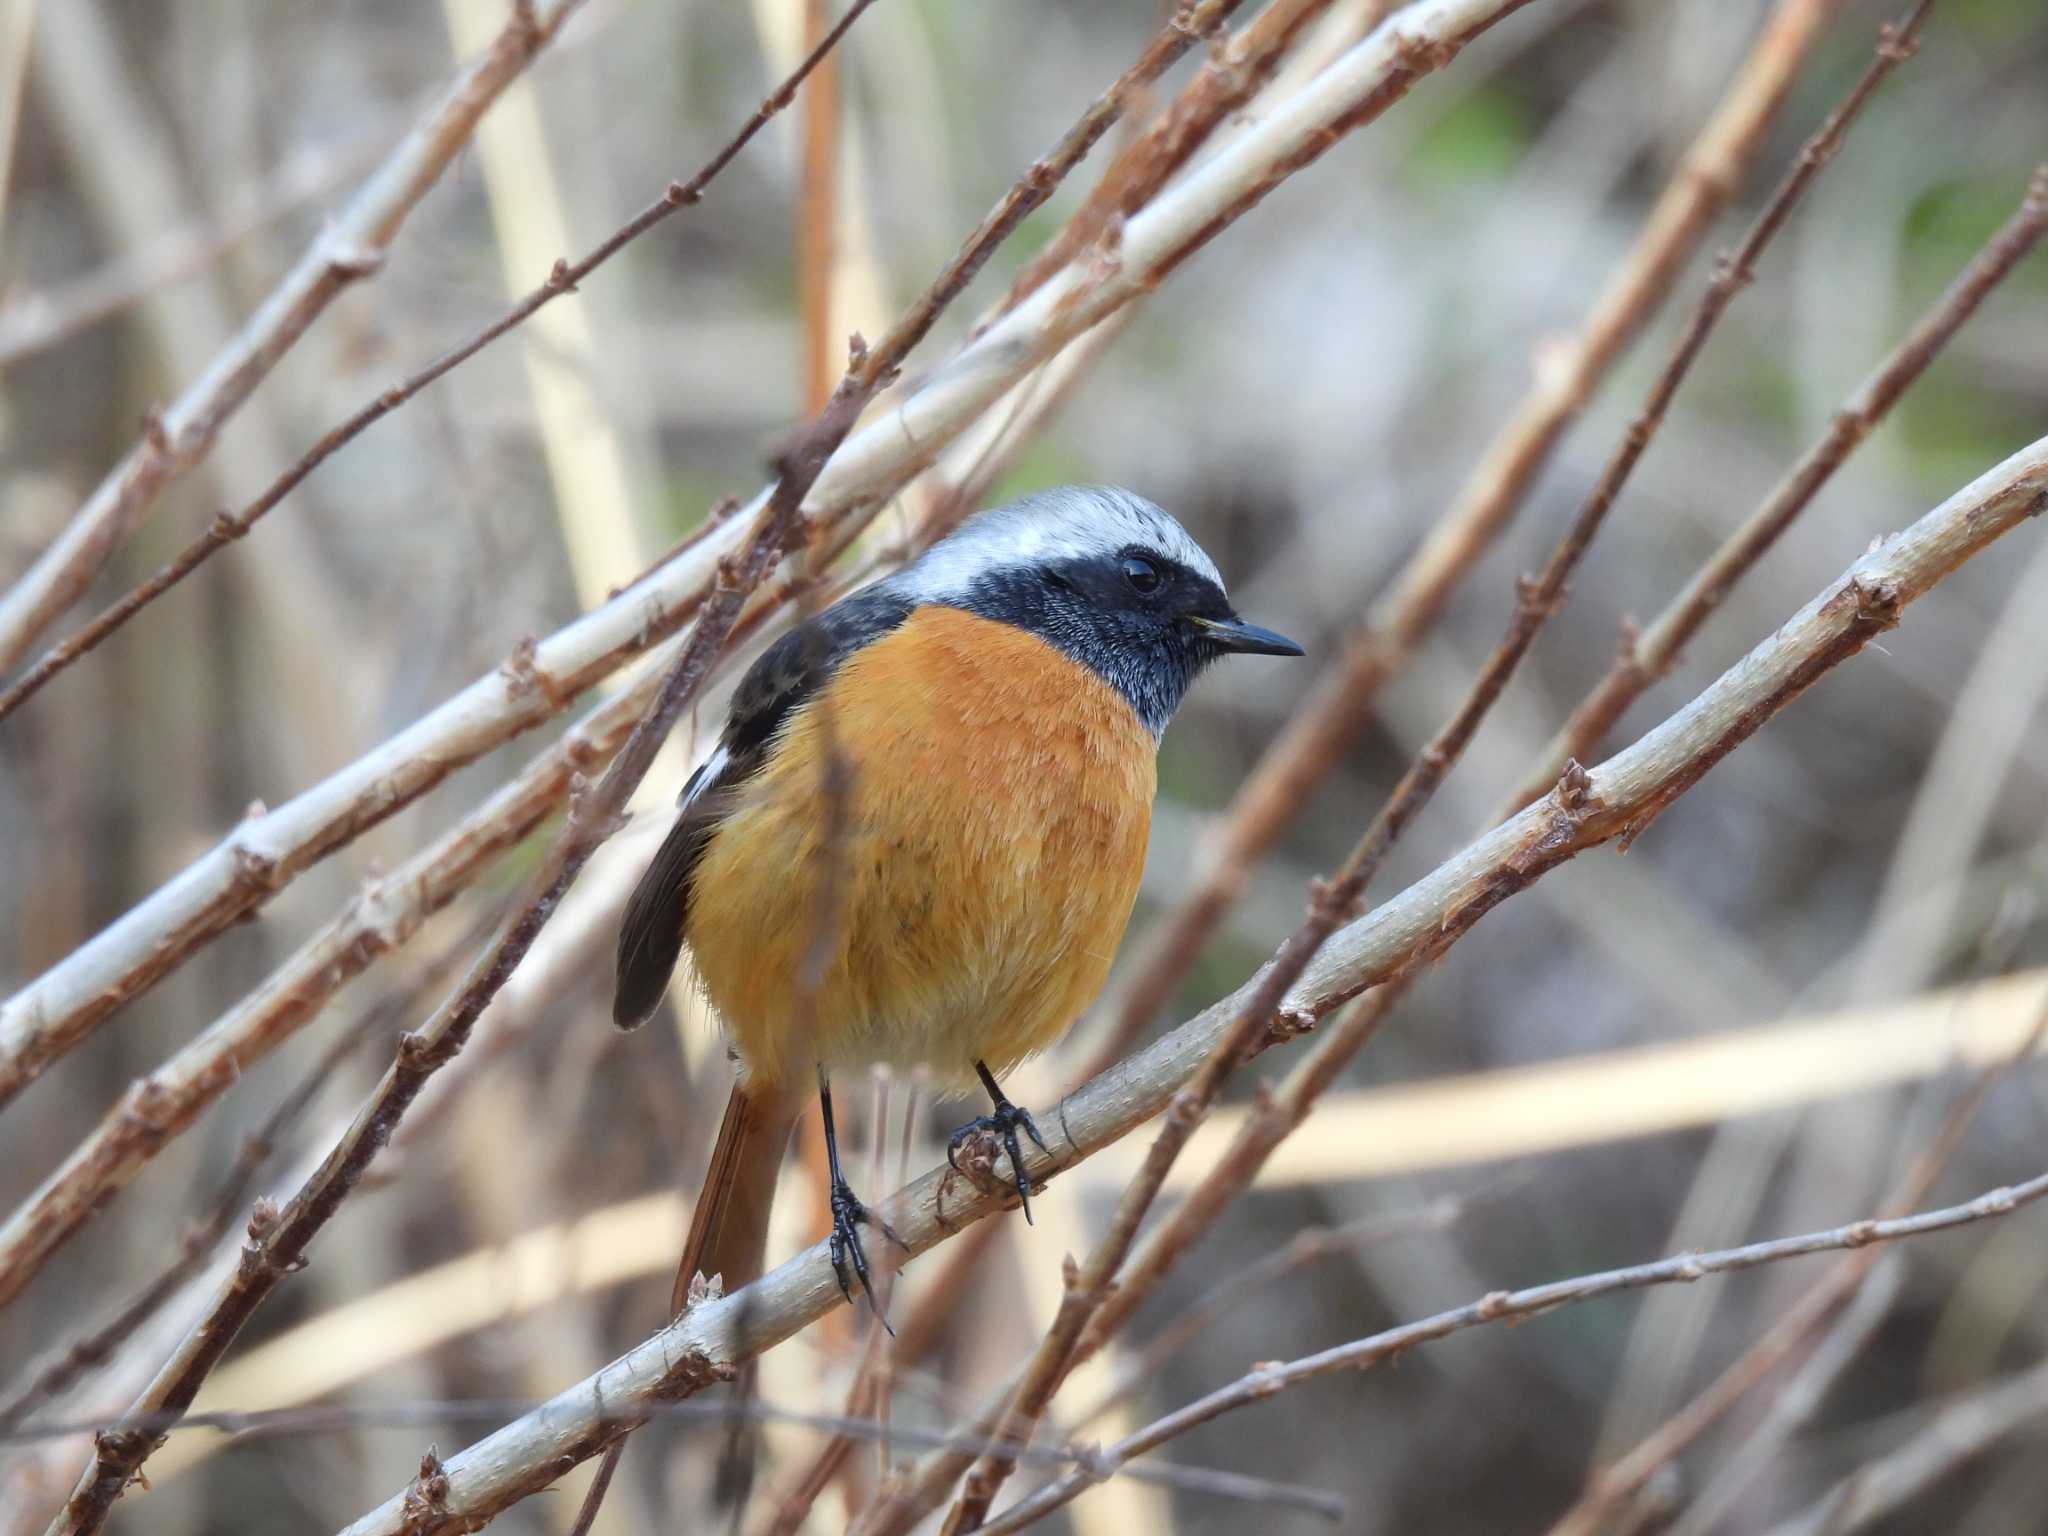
[1187,613,1305,657]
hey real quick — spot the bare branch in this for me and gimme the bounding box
[1097,0,1847,1066]
[0,0,1485,1113]
[1509,160,2048,811]
[947,12,1944,1499]
[0,0,885,727]
[326,435,2048,1536]
[979,1168,2048,1534]
[0,0,590,678]
[38,360,881,1536]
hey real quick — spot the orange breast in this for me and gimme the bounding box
[684,605,1156,1091]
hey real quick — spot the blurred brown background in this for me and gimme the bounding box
[4,0,2048,1531]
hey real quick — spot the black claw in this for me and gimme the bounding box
[828,1177,896,1335]
[816,1066,898,1334]
[949,1068,1049,1224]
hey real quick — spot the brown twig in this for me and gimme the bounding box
[1061,0,1949,1403]
[39,353,882,1536]
[1545,987,2048,1536]
[1508,159,2048,812]
[0,0,882,728]
[978,1167,2048,1534]
[0,0,1275,1111]
[1069,1189,1503,1432]
[326,433,2048,1536]
[570,62,873,1521]
[1093,0,1846,1068]
[994,0,1352,322]
[0,989,385,1433]
[941,16,1930,1514]
[0,556,821,1313]
[0,1396,1343,1519]
[0,0,590,681]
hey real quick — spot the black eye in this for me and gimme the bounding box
[1121,555,1161,593]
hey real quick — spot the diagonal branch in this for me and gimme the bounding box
[0,0,590,679]
[1054,0,1999,1403]
[0,0,1512,1120]
[326,434,2048,1536]
[1094,0,1848,1068]
[39,356,884,1536]
[1506,161,2048,810]
[979,1168,2048,1533]
[939,11,1938,1519]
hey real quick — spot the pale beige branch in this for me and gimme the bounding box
[0,0,1545,1128]
[0,0,590,676]
[328,436,2048,1536]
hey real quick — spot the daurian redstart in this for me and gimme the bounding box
[614,485,1302,1314]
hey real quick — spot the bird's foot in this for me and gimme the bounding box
[828,1176,906,1332]
[947,1095,1049,1223]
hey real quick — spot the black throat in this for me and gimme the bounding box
[943,556,1222,737]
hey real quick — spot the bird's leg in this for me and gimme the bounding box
[947,1060,1050,1223]
[817,1066,905,1330]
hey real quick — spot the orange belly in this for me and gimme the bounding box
[684,605,1156,1091]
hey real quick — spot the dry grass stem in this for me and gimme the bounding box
[0,0,590,680]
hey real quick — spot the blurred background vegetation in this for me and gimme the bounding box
[4,0,2048,1531]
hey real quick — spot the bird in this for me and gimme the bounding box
[613,484,1303,1319]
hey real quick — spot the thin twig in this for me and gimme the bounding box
[1761,1356,2048,1536]
[39,354,882,1536]
[0,0,590,680]
[0,996,375,1432]
[1093,0,1845,1068]
[1545,987,2048,1536]
[0,0,1355,1112]
[327,434,2048,1536]
[978,1167,2048,1534]
[0,559,818,1311]
[942,14,1927,1513]
[1508,158,2048,812]
[0,0,882,727]
[0,1396,1340,1521]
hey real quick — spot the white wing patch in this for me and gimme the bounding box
[678,744,730,814]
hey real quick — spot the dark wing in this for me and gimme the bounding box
[610,582,915,1029]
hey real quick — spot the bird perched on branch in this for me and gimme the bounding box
[614,484,1302,1319]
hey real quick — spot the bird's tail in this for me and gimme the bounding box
[672,1079,803,1317]
[672,1078,802,1513]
